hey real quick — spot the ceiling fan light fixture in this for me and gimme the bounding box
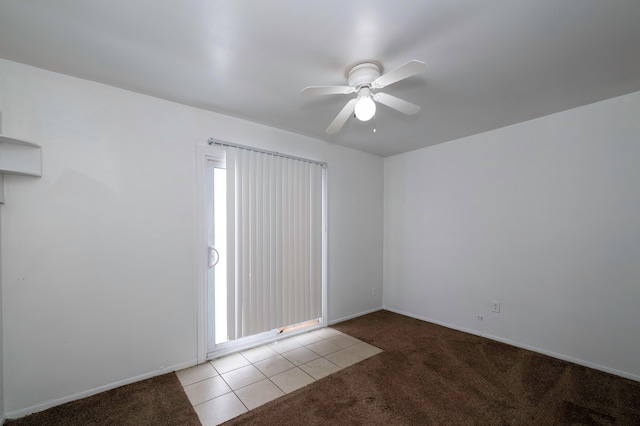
[355,87,376,121]
[300,60,425,133]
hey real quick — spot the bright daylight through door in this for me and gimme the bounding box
[213,166,228,344]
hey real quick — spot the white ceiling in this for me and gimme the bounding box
[1,0,639,157]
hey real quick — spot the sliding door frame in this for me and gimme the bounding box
[195,145,226,364]
[195,143,328,364]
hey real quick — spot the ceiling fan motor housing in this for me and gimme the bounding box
[348,62,381,88]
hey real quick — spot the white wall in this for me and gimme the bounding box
[384,91,640,380]
[0,58,383,416]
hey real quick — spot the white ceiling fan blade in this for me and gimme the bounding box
[371,60,426,89]
[301,85,356,96]
[326,98,357,134]
[374,92,421,115]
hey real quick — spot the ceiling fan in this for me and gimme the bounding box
[300,60,426,134]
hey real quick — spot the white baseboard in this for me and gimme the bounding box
[382,306,640,383]
[6,359,196,420]
[328,306,383,326]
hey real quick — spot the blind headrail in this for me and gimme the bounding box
[208,138,327,168]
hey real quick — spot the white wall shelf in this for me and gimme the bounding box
[0,134,42,203]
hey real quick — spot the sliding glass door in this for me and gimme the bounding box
[204,158,229,351]
[202,145,327,358]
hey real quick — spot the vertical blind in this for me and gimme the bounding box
[226,147,323,339]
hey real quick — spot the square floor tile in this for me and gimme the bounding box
[324,348,364,368]
[211,352,250,374]
[235,379,285,410]
[268,337,302,354]
[270,367,315,394]
[254,354,295,377]
[327,334,362,349]
[184,376,232,405]
[347,342,382,359]
[221,364,266,390]
[314,327,343,339]
[306,339,342,356]
[194,391,247,425]
[292,330,325,345]
[176,363,218,386]
[241,345,278,363]
[281,346,320,365]
[299,357,341,380]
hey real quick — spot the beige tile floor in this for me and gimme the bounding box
[176,327,382,425]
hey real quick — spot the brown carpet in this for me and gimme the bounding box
[225,310,640,425]
[5,372,201,426]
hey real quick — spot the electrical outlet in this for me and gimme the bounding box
[372,287,376,296]
[492,300,500,313]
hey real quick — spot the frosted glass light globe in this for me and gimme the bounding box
[355,96,376,121]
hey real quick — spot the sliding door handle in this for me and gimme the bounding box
[208,245,220,268]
